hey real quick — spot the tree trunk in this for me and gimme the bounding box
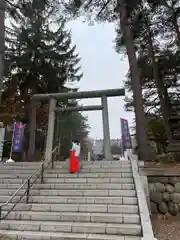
[146,22,172,142]
[117,1,150,160]
[162,85,171,116]
[171,8,180,46]
[0,0,5,104]
[156,142,161,155]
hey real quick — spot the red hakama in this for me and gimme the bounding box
[69,149,80,173]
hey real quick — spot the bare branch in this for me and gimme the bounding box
[96,0,112,18]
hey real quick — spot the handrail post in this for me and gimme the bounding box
[0,206,2,220]
[41,163,44,183]
[52,152,54,169]
[52,156,54,169]
[26,179,30,204]
[0,146,57,222]
[52,147,57,169]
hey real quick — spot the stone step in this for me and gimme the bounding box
[0,179,34,184]
[45,177,134,183]
[0,162,41,166]
[57,168,132,173]
[0,167,40,171]
[79,163,132,169]
[59,163,132,169]
[0,220,141,236]
[73,160,131,164]
[0,189,136,197]
[0,172,133,178]
[0,168,132,173]
[0,196,138,205]
[0,160,130,165]
[0,169,42,174]
[0,174,38,179]
[0,177,134,184]
[0,183,135,190]
[0,162,131,170]
[0,230,142,240]
[3,203,139,214]
[3,211,140,224]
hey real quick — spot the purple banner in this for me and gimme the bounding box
[12,123,25,152]
[120,118,132,153]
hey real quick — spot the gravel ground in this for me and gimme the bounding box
[151,215,180,240]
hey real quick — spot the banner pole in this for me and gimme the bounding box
[6,122,16,162]
[0,125,5,161]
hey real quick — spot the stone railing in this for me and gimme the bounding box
[125,150,156,240]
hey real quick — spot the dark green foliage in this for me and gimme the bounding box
[5,0,82,98]
[147,116,167,154]
[123,51,180,113]
[114,1,180,105]
[114,0,180,151]
[66,0,143,22]
[55,109,90,158]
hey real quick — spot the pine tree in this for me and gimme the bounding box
[3,0,89,161]
[115,1,180,150]
[5,0,82,104]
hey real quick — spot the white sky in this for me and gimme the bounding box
[67,20,134,139]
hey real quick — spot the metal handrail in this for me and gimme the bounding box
[0,146,58,220]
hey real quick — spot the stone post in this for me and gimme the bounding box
[101,96,111,160]
[45,98,56,162]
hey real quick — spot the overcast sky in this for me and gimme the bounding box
[67,20,134,139]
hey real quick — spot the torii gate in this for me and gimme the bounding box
[28,88,125,161]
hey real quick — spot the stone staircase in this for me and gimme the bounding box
[0,157,154,240]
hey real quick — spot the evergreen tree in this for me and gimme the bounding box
[2,0,89,160]
[115,0,180,151]
[5,0,82,106]
[55,108,90,158]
